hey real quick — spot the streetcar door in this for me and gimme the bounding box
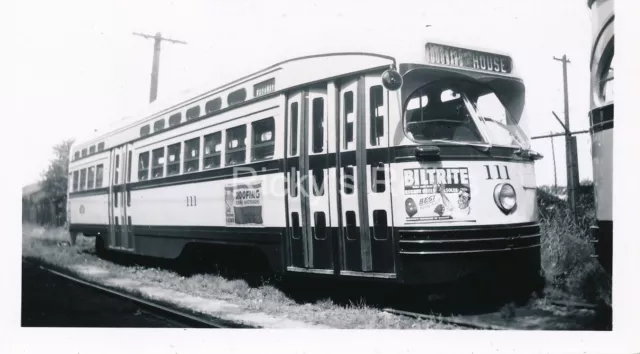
[336,75,395,276]
[286,86,334,272]
[363,74,395,274]
[336,78,365,272]
[108,145,134,251]
[286,92,305,268]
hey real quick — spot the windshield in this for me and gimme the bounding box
[404,80,530,149]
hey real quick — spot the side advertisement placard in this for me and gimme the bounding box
[403,167,473,224]
[225,182,263,226]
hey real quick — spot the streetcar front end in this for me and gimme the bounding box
[386,43,543,288]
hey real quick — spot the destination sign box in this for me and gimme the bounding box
[425,43,512,74]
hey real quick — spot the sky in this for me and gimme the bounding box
[15,0,595,187]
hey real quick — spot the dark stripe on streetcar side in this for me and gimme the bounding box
[69,222,539,255]
[291,145,531,169]
[69,187,110,198]
[130,159,282,191]
[125,225,282,244]
[591,121,613,133]
[590,104,614,133]
[69,145,534,199]
[69,223,110,236]
[390,145,531,163]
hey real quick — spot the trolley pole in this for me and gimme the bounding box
[553,54,579,221]
[133,32,187,103]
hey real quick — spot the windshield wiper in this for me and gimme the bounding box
[429,139,492,152]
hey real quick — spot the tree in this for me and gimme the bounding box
[40,139,74,226]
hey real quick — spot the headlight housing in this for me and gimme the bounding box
[494,183,517,214]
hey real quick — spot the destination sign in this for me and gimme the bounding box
[425,43,512,74]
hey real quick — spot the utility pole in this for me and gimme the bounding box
[133,32,187,103]
[553,53,579,221]
[550,131,558,192]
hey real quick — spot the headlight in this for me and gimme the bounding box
[494,183,517,213]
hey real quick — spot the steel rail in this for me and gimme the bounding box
[382,308,511,330]
[25,259,252,328]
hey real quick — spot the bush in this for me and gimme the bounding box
[537,183,611,305]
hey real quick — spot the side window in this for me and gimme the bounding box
[140,125,151,136]
[151,147,165,178]
[313,212,327,240]
[345,210,357,240]
[344,166,354,194]
[251,117,275,161]
[186,106,200,120]
[227,88,247,106]
[343,91,354,149]
[154,119,165,132]
[138,152,149,181]
[74,151,80,160]
[184,137,200,172]
[205,98,222,114]
[226,125,246,166]
[371,165,386,193]
[127,151,132,182]
[80,169,87,191]
[369,85,385,146]
[73,171,79,192]
[87,166,95,189]
[96,164,104,188]
[312,97,324,153]
[290,102,299,155]
[82,148,88,157]
[372,210,388,240]
[97,142,105,152]
[203,132,222,169]
[291,212,301,239]
[114,155,120,184]
[169,113,181,127]
[290,166,298,197]
[167,143,181,176]
[89,146,96,155]
[312,168,324,196]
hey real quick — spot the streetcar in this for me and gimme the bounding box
[67,32,544,289]
[587,0,614,274]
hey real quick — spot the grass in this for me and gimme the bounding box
[21,223,456,329]
[537,182,612,306]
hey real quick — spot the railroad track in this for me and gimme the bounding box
[382,308,511,330]
[24,259,250,328]
[383,297,604,331]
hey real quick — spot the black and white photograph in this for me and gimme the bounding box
[8,0,640,352]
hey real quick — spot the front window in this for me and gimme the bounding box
[404,80,529,149]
